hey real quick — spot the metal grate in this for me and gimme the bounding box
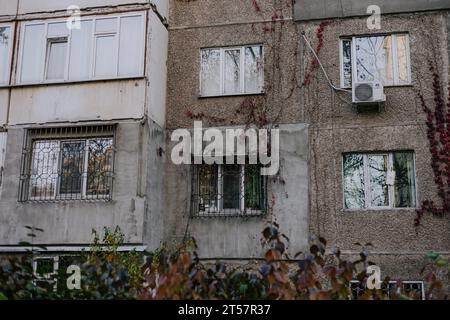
[19,125,115,202]
[191,163,267,217]
[350,280,425,300]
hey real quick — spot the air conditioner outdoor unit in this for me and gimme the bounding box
[352,81,386,112]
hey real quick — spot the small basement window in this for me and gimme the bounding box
[19,125,115,202]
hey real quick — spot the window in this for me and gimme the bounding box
[192,163,266,217]
[340,34,411,88]
[200,45,264,96]
[0,24,13,85]
[19,126,115,202]
[18,12,145,84]
[0,132,6,195]
[350,281,425,300]
[343,151,416,209]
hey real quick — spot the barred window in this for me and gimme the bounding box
[19,125,115,202]
[192,163,266,217]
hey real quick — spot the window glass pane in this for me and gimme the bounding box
[200,49,221,96]
[59,141,85,195]
[197,164,218,212]
[46,39,67,80]
[245,164,264,210]
[21,24,46,83]
[244,46,263,93]
[368,155,389,207]
[224,49,241,94]
[343,154,365,209]
[355,36,394,85]
[0,26,11,84]
[95,18,117,33]
[341,39,352,87]
[94,35,117,77]
[69,20,92,80]
[47,22,69,37]
[393,152,416,207]
[118,16,143,77]
[396,34,409,85]
[87,138,113,196]
[0,132,6,190]
[30,141,59,199]
[222,164,241,209]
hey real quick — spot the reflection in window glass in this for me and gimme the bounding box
[368,155,389,207]
[396,34,409,85]
[343,154,365,209]
[224,49,241,94]
[245,164,265,210]
[341,39,352,88]
[0,26,11,84]
[46,39,68,80]
[245,46,263,93]
[355,36,393,85]
[31,141,59,199]
[197,164,218,213]
[393,152,416,208]
[59,141,85,195]
[201,49,221,96]
[343,152,417,209]
[222,164,241,209]
[87,138,113,196]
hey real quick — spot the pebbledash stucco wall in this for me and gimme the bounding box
[167,0,450,279]
[299,12,450,280]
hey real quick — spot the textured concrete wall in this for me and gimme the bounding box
[294,0,450,21]
[300,12,450,279]
[167,0,299,129]
[164,124,309,258]
[0,122,146,245]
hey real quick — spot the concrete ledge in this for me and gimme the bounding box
[294,0,450,21]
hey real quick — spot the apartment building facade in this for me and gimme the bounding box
[165,0,450,288]
[0,0,169,256]
[0,0,450,293]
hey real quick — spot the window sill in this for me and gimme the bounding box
[198,92,265,99]
[342,207,417,213]
[0,76,146,89]
[340,84,414,90]
[193,210,266,218]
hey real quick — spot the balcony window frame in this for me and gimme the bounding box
[0,22,15,86]
[17,11,146,85]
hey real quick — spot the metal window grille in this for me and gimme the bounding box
[350,280,425,300]
[19,125,115,202]
[191,163,267,217]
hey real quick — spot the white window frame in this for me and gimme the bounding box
[44,36,70,82]
[342,152,418,210]
[199,45,264,97]
[17,11,146,85]
[0,22,15,86]
[339,34,411,88]
[29,137,113,201]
